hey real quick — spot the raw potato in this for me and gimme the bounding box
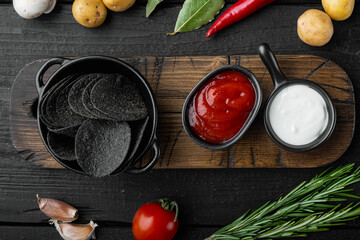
[103,0,136,12]
[297,9,334,47]
[72,0,107,28]
[322,0,355,21]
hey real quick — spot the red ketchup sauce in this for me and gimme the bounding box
[188,71,256,143]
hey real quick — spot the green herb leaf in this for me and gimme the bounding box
[168,0,225,35]
[146,0,164,17]
[207,164,360,240]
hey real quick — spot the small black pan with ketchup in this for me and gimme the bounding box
[182,65,262,150]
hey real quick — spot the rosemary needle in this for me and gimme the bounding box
[206,164,360,240]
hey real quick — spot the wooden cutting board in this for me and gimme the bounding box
[10,55,355,169]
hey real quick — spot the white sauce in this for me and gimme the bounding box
[269,84,328,146]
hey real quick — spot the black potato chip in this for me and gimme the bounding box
[68,74,99,118]
[90,75,147,121]
[118,117,150,173]
[82,75,114,120]
[41,75,76,128]
[40,77,68,119]
[40,92,54,127]
[127,117,150,162]
[47,131,76,161]
[40,90,55,127]
[48,124,80,138]
[56,80,87,127]
[75,120,131,177]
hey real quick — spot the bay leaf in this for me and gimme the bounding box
[168,0,225,35]
[146,0,164,17]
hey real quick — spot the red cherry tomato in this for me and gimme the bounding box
[132,199,179,240]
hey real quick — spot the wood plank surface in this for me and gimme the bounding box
[10,55,355,170]
[1,1,360,240]
[0,225,214,240]
[2,225,360,240]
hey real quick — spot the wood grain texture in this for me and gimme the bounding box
[10,55,354,169]
[0,225,214,240]
[2,225,360,240]
[1,2,360,239]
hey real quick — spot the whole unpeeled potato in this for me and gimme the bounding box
[297,9,334,47]
[103,0,136,12]
[72,0,107,28]
[322,0,355,21]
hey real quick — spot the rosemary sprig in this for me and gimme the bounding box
[207,164,360,240]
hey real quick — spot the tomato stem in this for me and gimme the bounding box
[156,198,179,222]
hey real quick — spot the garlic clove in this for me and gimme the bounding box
[52,220,98,240]
[37,194,78,222]
[44,0,57,14]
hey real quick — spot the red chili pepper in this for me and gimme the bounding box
[206,0,276,38]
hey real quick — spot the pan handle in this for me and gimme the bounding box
[35,57,70,95]
[126,138,160,175]
[258,43,287,88]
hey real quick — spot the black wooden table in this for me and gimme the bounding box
[1,0,360,239]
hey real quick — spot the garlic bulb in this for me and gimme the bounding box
[37,194,78,222]
[13,0,57,19]
[52,220,98,240]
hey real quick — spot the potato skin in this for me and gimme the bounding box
[297,9,334,47]
[103,0,136,12]
[322,0,355,21]
[72,0,107,28]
